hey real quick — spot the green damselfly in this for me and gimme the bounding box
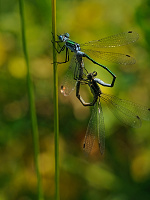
[52,31,138,86]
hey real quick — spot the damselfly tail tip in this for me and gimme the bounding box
[60,85,64,92]
[99,143,104,156]
[83,143,85,149]
[60,85,67,96]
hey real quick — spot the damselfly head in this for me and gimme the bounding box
[58,35,64,41]
[87,71,97,80]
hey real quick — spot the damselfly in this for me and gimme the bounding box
[52,31,138,84]
[76,71,150,155]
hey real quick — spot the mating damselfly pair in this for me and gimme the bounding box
[52,31,150,156]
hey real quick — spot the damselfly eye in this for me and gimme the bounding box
[65,33,70,38]
[93,71,97,77]
[58,35,63,41]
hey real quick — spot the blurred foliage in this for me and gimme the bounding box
[0,0,150,199]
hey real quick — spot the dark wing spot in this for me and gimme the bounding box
[136,116,140,119]
[148,108,150,111]
[126,55,131,57]
[128,31,132,33]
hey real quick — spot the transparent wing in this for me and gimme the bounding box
[83,102,97,156]
[83,101,106,156]
[80,31,139,48]
[97,100,105,155]
[60,54,78,96]
[101,93,150,128]
[81,49,136,65]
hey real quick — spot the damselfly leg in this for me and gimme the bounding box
[51,32,69,64]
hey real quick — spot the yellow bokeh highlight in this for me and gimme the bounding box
[0,36,7,67]
[8,57,27,78]
[131,150,150,182]
[31,57,52,78]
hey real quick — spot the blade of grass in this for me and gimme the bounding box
[18,1,43,199]
[51,0,60,200]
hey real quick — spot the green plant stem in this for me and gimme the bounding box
[51,0,59,200]
[19,1,43,199]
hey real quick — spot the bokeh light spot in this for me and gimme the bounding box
[8,57,27,78]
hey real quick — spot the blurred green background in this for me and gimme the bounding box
[0,0,150,199]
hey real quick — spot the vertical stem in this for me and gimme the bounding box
[51,0,59,200]
[19,1,43,199]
